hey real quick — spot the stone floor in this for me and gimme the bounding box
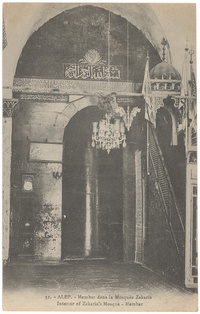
[3,260,197,311]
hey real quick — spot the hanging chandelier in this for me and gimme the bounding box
[91,112,126,154]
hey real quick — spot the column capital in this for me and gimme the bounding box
[3,98,19,117]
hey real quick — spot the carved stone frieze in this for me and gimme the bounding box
[20,93,69,102]
[13,77,138,94]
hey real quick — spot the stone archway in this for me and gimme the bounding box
[7,4,165,262]
[3,3,167,98]
[62,105,124,261]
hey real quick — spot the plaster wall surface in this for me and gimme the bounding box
[11,97,95,260]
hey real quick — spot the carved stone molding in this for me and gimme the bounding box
[3,98,19,117]
[13,77,139,94]
[20,93,69,102]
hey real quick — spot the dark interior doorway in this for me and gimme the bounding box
[62,106,123,260]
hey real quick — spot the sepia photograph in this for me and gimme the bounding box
[2,1,198,311]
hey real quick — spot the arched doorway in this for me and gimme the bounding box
[10,4,161,262]
[62,106,123,260]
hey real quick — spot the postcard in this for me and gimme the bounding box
[2,2,197,311]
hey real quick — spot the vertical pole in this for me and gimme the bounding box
[147,121,150,175]
[108,10,111,93]
[127,21,129,81]
[185,98,188,155]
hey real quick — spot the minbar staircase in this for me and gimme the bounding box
[148,123,185,269]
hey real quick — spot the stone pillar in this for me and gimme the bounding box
[85,145,93,257]
[123,144,135,262]
[135,149,143,263]
[84,143,98,257]
[3,99,18,264]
